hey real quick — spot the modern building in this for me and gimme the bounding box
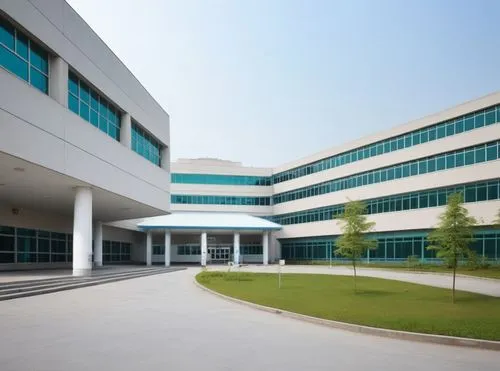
[2,1,500,271]
[168,94,500,264]
[0,0,171,274]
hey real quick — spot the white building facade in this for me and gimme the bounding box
[0,0,170,274]
[2,1,500,270]
[170,93,500,264]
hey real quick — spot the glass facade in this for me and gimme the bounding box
[132,122,161,166]
[177,244,201,255]
[171,194,271,206]
[68,71,121,141]
[172,173,271,186]
[0,225,72,264]
[273,105,500,184]
[241,243,263,255]
[103,240,131,262]
[281,230,500,262]
[273,179,500,225]
[1,16,48,94]
[0,225,131,264]
[273,140,500,204]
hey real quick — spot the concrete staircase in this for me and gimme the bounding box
[0,267,184,301]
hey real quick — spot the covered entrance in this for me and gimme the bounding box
[137,212,282,266]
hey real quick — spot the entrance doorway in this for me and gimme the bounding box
[208,245,231,264]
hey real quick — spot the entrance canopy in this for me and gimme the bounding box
[137,212,282,231]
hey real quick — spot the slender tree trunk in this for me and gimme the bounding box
[352,258,357,293]
[452,258,456,304]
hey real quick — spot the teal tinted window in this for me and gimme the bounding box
[132,122,162,166]
[273,141,500,205]
[272,103,500,185]
[68,71,121,141]
[171,194,270,206]
[487,143,498,161]
[172,173,271,186]
[0,17,48,93]
[272,179,500,226]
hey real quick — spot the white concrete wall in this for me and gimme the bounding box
[0,0,170,214]
[276,200,500,240]
[274,92,500,174]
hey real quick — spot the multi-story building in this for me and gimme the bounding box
[170,93,500,264]
[2,1,499,271]
[0,0,170,274]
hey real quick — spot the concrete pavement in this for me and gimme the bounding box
[224,265,500,297]
[0,268,498,371]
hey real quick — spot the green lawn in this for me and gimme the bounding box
[287,261,500,279]
[197,271,500,341]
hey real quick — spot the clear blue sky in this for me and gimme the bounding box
[67,0,500,168]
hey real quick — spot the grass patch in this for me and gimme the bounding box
[287,261,500,279]
[196,271,500,341]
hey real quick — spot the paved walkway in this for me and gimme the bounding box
[220,265,500,297]
[0,269,498,371]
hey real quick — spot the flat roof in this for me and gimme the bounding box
[137,212,281,231]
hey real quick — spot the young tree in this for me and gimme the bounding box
[427,193,477,303]
[335,200,377,292]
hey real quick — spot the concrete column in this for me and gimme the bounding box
[160,146,170,171]
[201,232,207,266]
[164,231,171,267]
[146,231,152,266]
[73,187,93,276]
[233,232,240,265]
[49,56,68,107]
[120,112,132,149]
[262,231,269,265]
[94,221,103,267]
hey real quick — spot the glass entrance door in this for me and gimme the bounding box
[208,245,231,264]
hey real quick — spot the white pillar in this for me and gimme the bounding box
[146,231,152,266]
[49,56,68,107]
[161,146,170,171]
[73,187,93,276]
[94,221,103,267]
[201,232,207,266]
[120,112,132,149]
[262,231,269,265]
[233,232,240,265]
[164,231,171,267]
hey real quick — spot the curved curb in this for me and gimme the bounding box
[193,277,500,351]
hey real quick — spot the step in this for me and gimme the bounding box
[0,266,163,288]
[0,268,171,295]
[0,267,184,301]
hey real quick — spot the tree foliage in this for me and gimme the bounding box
[335,200,377,291]
[427,192,477,303]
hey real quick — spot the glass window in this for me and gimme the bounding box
[464,149,475,165]
[419,193,428,208]
[404,135,412,148]
[402,164,410,178]
[412,132,420,145]
[446,123,454,136]
[427,158,436,172]
[464,116,475,131]
[437,124,446,138]
[455,151,464,167]
[487,182,499,200]
[420,130,428,143]
[487,143,498,161]
[485,109,496,125]
[475,113,485,128]
[455,119,464,134]
[465,186,476,202]
[475,146,486,163]
[436,156,446,170]
[418,160,427,174]
[476,185,487,201]
[446,154,455,169]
